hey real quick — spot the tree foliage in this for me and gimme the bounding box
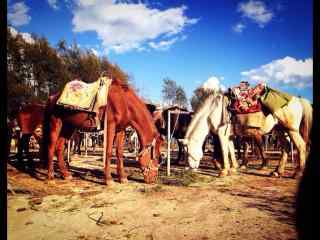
[176,86,188,108]
[7,27,130,117]
[162,78,188,108]
[162,78,177,105]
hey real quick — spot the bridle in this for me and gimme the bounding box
[138,138,159,175]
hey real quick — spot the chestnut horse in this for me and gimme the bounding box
[42,77,162,185]
[13,103,45,165]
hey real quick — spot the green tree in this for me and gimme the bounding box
[162,78,178,105]
[7,28,39,116]
[7,27,131,117]
[175,86,188,108]
[79,50,101,83]
[24,35,68,97]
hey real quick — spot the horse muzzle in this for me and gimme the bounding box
[142,164,159,184]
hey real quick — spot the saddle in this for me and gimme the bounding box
[57,77,112,130]
[57,77,109,111]
[229,87,262,114]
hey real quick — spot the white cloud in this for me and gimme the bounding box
[8,2,31,27]
[202,76,226,92]
[149,37,180,51]
[238,0,273,27]
[48,0,59,10]
[232,22,246,33]
[8,26,35,44]
[72,0,199,53]
[241,56,313,89]
[90,48,99,56]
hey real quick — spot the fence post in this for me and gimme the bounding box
[85,132,88,156]
[167,110,171,176]
[67,140,71,163]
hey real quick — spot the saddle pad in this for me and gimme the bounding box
[57,80,101,110]
[260,87,293,113]
[235,111,264,128]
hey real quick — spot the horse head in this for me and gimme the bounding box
[138,136,163,184]
[184,93,226,169]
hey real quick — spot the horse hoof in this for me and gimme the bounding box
[271,171,281,178]
[260,166,268,171]
[119,178,128,184]
[219,170,228,177]
[106,179,114,186]
[229,169,239,176]
[230,168,238,173]
[64,175,73,180]
[47,180,56,185]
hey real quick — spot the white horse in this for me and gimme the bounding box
[183,91,239,176]
[185,86,313,178]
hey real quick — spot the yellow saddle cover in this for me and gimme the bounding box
[57,80,101,111]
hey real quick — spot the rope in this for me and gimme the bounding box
[169,110,181,141]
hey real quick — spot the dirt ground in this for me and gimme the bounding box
[7,149,299,240]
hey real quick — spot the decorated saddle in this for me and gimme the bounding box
[57,77,111,112]
[57,77,112,130]
[229,86,262,114]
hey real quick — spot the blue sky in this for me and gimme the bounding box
[8,0,313,105]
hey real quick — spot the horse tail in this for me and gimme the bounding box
[299,98,313,148]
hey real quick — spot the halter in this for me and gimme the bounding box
[138,138,159,174]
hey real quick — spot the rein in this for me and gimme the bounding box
[170,110,180,140]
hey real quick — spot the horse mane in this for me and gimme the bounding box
[126,86,159,138]
[193,89,223,115]
[112,77,129,90]
[185,90,222,139]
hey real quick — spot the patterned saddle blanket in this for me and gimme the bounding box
[230,87,262,114]
[57,78,109,112]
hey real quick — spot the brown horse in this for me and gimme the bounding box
[13,103,46,166]
[42,77,163,185]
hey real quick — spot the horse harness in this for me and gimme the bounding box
[138,138,159,174]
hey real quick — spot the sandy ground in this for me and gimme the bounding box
[7,149,299,240]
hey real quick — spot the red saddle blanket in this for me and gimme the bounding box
[232,100,261,114]
[230,87,262,114]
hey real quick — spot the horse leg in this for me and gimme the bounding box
[25,134,36,170]
[228,138,239,174]
[56,136,72,180]
[16,135,24,164]
[115,130,128,183]
[176,140,184,165]
[240,141,249,169]
[105,122,116,186]
[211,134,222,170]
[271,133,289,177]
[288,130,306,178]
[16,134,27,162]
[218,133,231,177]
[47,118,62,180]
[254,134,268,170]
